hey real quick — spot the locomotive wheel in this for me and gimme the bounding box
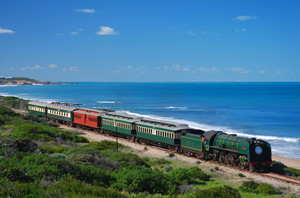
[183,150,193,157]
[196,153,205,159]
[219,152,226,163]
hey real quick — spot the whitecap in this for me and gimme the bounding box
[97,101,121,104]
[164,106,188,110]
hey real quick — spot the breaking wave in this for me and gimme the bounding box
[97,101,122,104]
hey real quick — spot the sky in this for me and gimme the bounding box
[0,0,300,82]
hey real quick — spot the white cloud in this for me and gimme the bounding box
[198,66,221,73]
[236,28,246,33]
[109,66,134,73]
[257,69,266,74]
[233,16,257,21]
[157,64,191,72]
[63,66,79,72]
[70,29,82,35]
[0,26,15,34]
[230,67,249,74]
[172,64,190,71]
[187,31,197,36]
[21,65,42,71]
[49,64,58,69]
[96,26,118,35]
[75,9,95,14]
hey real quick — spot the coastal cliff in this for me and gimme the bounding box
[0,77,64,85]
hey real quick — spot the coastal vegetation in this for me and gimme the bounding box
[0,96,297,197]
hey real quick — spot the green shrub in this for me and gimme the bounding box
[12,123,88,143]
[188,167,210,181]
[109,152,149,168]
[14,154,111,186]
[196,160,201,164]
[41,145,66,154]
[3,166,33,182]
[165,166,173,173]
[255,183,282,195]
[0,179,127,198]
[111,165,177,194]
[215,166,219,171]
[285,167,300,177]
[169,153,175,157]
[169,168,193,184]
[48,179,127,197]
[85,140,125,151]
[271,161,286,174]
[150,158,172,166]
[191,185,241,198]
[240,180,259,192]
[238,173,245,177]
[0,105,19,117]
[51,153,67,159]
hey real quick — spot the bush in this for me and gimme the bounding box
[255,183,281,195]
[169,168,193,184]
[271,161,286,174]
[85,140,125,151]
[165,166,173,173]
[41,145,66,154]
[51,153,67,159]
[169,153,175,157]
[150,158,172,166]
[111,165,177,194]
[188,167,210,181]
[238,173,245,177]
[285,167,300,177]
[196,160,201,164]
[215,166,219,171]
[0,179,127,198]
[0,105,19,117]
[109,152,149,168]
[240,180,259,192]
[191,185,241,198]
[12,123,88,143]
[12,154,111,186]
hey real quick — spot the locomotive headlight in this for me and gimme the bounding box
[255,146,263,155]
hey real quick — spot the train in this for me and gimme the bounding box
[28,101,272,171]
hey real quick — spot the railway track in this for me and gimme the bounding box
[66,125,300,186]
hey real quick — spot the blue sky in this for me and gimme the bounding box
[1,0,300,82]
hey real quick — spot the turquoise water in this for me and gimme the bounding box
[1,82,299,159]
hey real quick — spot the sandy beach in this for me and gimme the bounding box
[272,154,300,170]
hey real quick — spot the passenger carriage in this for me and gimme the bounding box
[28,101,47,117]
[101,112,141,137]
[46,103,77,124]
[73,108,108,130]
[135,118,194,151]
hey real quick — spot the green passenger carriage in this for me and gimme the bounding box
[101,112,141,136]
[46,104,77,123]
[136,118,192,150]
[28,101,47,117]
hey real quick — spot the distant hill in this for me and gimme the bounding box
[0,77,63,85]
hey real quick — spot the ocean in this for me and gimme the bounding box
[1,82,300,160]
